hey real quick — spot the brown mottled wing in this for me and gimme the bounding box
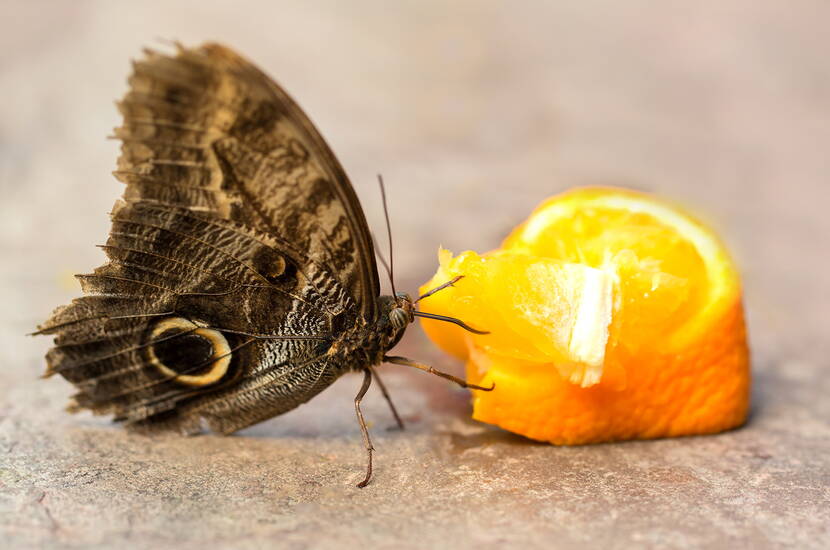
[116,43,379,313]
[38,44,377,434]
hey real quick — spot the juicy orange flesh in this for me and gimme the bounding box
[423,250,620,386]
[506,197,711,354]
[418,187,750,444]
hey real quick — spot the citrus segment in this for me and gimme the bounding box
[418,187,750,444]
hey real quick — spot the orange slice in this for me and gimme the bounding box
[419,187,750,444]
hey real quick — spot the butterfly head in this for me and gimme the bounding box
[373,293,414,353]
[389,292,414,330]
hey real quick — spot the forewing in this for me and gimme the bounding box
[115,43,379,317]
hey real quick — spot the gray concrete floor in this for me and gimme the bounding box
[1,1,828,548]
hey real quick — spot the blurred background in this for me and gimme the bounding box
[3,1,828,364]
[1,1,828,548]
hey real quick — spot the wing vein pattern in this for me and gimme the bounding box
[40,43,379,434]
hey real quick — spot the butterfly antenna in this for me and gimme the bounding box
[372,231,394,288]
[377,174,398,299]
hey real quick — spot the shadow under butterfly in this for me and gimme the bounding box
[35,42,492,488]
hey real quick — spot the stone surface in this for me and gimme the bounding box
[1,1,828,548]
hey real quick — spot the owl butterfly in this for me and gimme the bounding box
[37,43,491,488]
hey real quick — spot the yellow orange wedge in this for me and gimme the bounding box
[419,187,750,444]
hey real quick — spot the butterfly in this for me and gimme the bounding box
[36,42,491,488]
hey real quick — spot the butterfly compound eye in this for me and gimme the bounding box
[147,318,231,387]
[389,307,409,329]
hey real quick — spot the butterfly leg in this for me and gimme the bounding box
[383,355,495,391]
[354,368,375,488]
[370,366,405,430]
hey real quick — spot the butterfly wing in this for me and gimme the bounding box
[39,44,378,434]
[116,43,380,314]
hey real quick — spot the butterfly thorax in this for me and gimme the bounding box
[328,294,414,370]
